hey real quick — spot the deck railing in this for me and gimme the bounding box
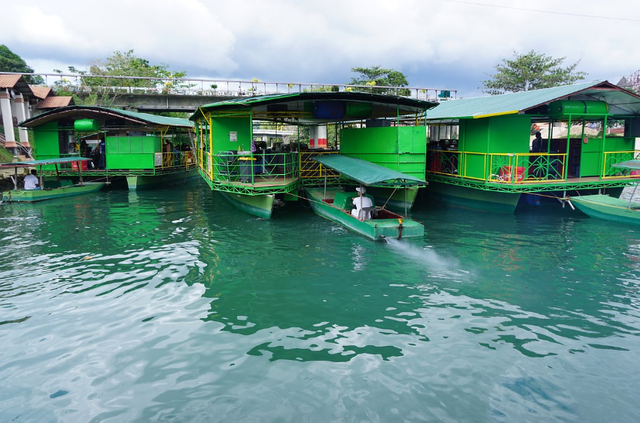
[602,150,640,178]
[428,150,640,183]
[201,151,299,186]
[300,151,340,181]
[156,151,195,169]
[427,150,568,183]
[488,153,566,183]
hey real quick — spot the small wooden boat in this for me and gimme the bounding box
[570,160,640,225]
[306,155,425,241]
[306,187,424,240]
[1,157,105,203]
[571,194,640,225]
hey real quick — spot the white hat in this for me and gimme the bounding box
[356,186,366,194]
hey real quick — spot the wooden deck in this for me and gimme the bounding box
[491,175,638,185]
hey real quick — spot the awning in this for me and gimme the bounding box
[0,157,93,168]
[612,160,640,170]
[313,155,426,186]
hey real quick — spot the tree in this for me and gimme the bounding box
[349,66,411,96]
[54,50,187,106]
[482,50,587,95]
[0,45,44,84]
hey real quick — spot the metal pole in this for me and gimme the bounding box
[404,184,408,216]
[629,181,639,209]
[78,161,84,186]
[323,171,327,200]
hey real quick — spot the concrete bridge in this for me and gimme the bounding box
[32,73,458,113]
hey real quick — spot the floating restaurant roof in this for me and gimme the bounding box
[314,155,426,186]
[0,74,34,98]
[19,105,193,128]
[426,81,640,120]
[37,96,74,109]
[191,91,437,122]
[0,156,93,168]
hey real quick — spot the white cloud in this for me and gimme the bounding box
[1,0,638,96]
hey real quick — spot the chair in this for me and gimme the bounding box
[358,206,377,220]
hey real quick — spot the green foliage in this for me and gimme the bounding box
[0,143,15,162]
[349,66,411,96]
[303,85,340,93]
[53,50,188,106]
[482,50,587,95]
[0,45,44,84]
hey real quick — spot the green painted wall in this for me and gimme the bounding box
[488,115,531,153]
[107,154,155,169]
[580,135,602,176]
[458,115,530,179]
[33,122,60,158]
[604,137,634,151]
[340,126,427,178]
[211,116,252,153]
[106,135,160,169]
[461,119,489,152]
[460,115,530,153]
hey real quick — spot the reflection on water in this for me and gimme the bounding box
[1,185,639,421]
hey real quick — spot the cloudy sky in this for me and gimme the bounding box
[2,0,638,97]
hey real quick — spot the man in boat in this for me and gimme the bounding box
[23,169,40,190]
[351,186,374,220]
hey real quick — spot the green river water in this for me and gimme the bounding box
[1,181,639,422]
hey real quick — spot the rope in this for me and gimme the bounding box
[381,186,398,210]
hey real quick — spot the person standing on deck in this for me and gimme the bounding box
[351,186,373,220]
[532,132,545,153]
[98,136,106,169]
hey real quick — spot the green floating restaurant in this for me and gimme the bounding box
[189,91,437,219]
[19,106,196,190]
[424,81,640,212]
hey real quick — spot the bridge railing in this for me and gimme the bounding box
[2,72,457,102]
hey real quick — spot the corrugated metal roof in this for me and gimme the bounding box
[191,91,437,122]
[425,80,637,120]
[37,96,74,109]
[314,155,426,186]
[19,105,193,128]
[0,156,93,168]
[113,107,193,127]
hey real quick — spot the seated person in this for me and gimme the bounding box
[24,169,40,190]
[351,186,373,220]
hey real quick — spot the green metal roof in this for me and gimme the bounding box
[314,155,426,186]
[0,156,92,168]
[19,106,193,128]
[425,80,640,120]
[191,91,437,122]
[108,108,192,127]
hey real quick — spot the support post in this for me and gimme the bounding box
[0,90,16,152]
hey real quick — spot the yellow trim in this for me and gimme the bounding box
[473,110,519,119]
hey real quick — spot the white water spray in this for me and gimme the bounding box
[385,238,471,280]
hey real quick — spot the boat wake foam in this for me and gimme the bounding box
[385,238,470,280]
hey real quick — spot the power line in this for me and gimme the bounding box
[439,0,640,22]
